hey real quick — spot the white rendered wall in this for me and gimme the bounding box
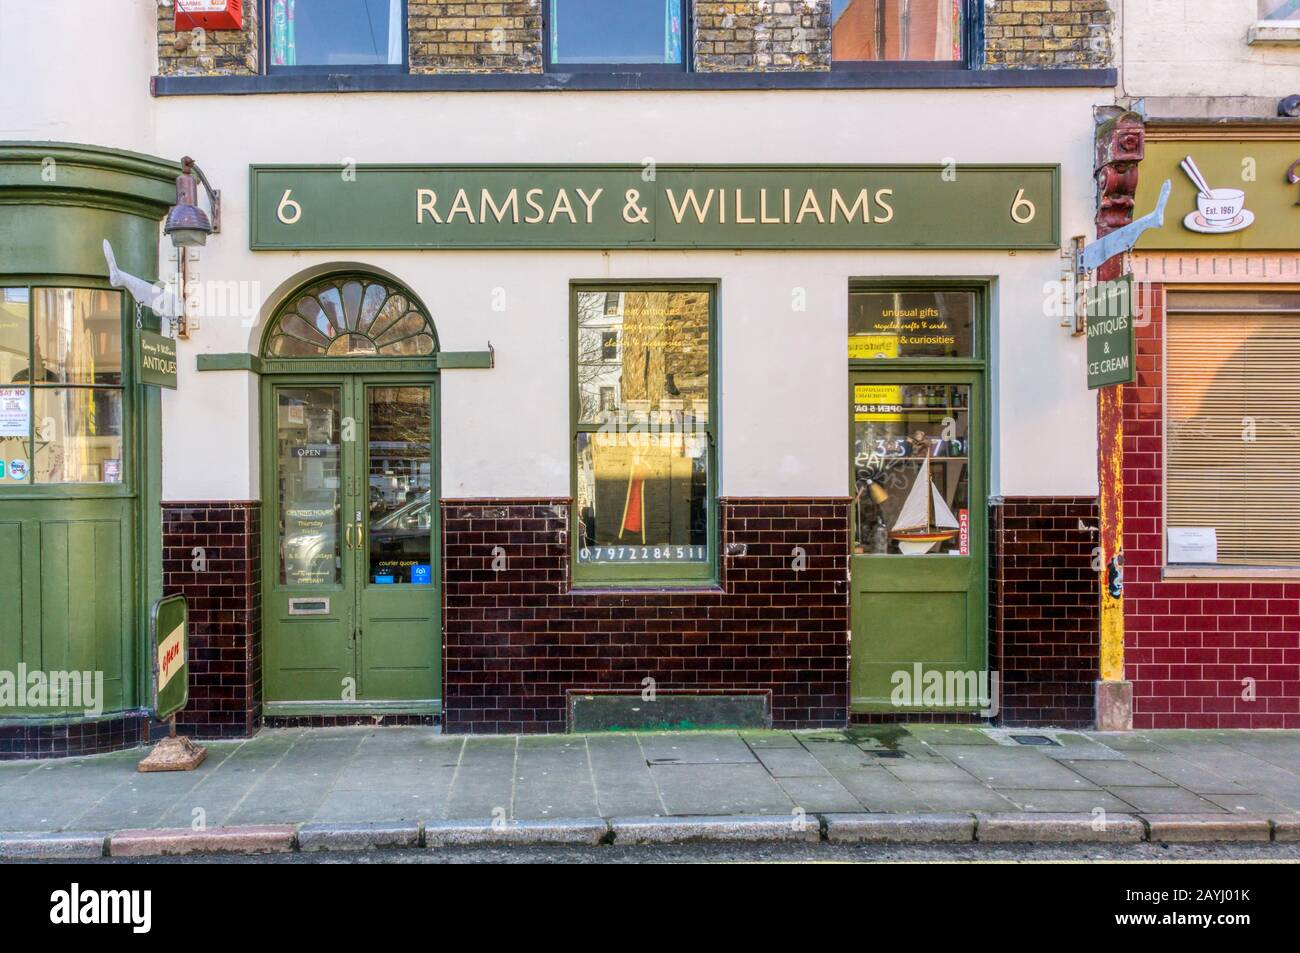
[146,87,1103,502]
[0,0,158,151]
[1122,0,1300,99]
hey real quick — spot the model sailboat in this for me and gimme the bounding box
[889,455,960,555]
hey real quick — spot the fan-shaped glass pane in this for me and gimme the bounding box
[267,334,327,357]
[369,294,409,340]
[358,284,387,332]
[326,333,380,356]
[341,281,364,330]
[297,296,334,340]
[318,285,346,331]
[374,312,427,347]
[265,278,434,358]
[378,333,436,356]
[279,313,332,348]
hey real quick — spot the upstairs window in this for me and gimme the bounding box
[267,0,406,69]
[832,0,966,65]
[1260,0,1300,21]
[547,0,686,70]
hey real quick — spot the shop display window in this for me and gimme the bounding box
[0,288,126,486]
[572,286,714,584]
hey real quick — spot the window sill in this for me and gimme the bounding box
[1164,564,1300,580]
[1247,21,1300,45]
[151,67,1116,96]
[569,584,724,596]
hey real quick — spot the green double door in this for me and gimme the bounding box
[262,375,439,713]
[849,370,987,712]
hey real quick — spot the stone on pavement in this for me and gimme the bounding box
[611,814,820,844]
[1141,813,1273,843]
[297,821,421,851]
[109,825,296,857]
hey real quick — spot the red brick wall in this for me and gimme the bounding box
[441,498,850,733]
[162,502,263,738]
[1125,285,1300,728]
[991,497,1101,727]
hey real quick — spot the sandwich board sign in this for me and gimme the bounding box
[152,595,189,720]
[139,595,207,772]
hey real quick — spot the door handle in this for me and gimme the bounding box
[344,523,355,550]
[354,520,364,549]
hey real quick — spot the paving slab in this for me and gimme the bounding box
[1125,752,1252,795]
[997,789,1138,813]
[1198,793,1294,815]
[1142,813,1273,843]
[512,737,599,820]
[751,746,833,778]
[586,735,665,817]
[638,732,757,765]
[904,782,1018,812]
[740,730,804,749]
[649,763,793,815]
[774,775,864,813]
[823,812,975,843]
[880,759,975,784]
[906,726,997,746]
[1106,786,1226,814]
[936,745,1102,790]
[975,812,1145,843]
[442,736,517,821]
[1061,758,1176,788]
[820,765,933,812]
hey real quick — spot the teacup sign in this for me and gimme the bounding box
[1180,155,1255,235]
[138,595,207,772]
[139,330,178,389]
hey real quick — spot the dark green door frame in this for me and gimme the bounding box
[259,369,442,716]
[847,279,991,714]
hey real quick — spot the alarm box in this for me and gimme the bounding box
[175,0,243,32]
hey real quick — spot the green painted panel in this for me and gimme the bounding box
[1136,140,1300,251]
[0,204,161,279]
[0,521,22,675]
[251,164,1060,250]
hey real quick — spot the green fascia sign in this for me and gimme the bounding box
[139,330,178,389]
[1086,275,1136,389]
[251,164,1060,250]
[151,595,188,720]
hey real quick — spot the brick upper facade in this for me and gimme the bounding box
[155,1,1115,76]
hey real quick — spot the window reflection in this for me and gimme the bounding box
[853,383,970,555]
[832,0,964,62]
[277,388,342,586]
[367,386,432,585]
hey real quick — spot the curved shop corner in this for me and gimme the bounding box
[0,142,179,757]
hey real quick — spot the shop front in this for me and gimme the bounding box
[1127,126,1300,729]
[0,143,177,756]
[166,147,1099,735]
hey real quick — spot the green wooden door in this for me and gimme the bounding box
[263,375,439,713]
[849,370,987,712]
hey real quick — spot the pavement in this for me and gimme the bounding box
[2,725,1300,858]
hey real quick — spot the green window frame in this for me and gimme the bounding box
[0,284,131,490]
[570,281,718,588]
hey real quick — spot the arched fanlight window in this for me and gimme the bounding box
[263,275,437,358]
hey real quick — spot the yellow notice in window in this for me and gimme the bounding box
[854,383,904,422]
[848,333,899,360]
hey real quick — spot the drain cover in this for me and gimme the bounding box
[1011,734,1059,747]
